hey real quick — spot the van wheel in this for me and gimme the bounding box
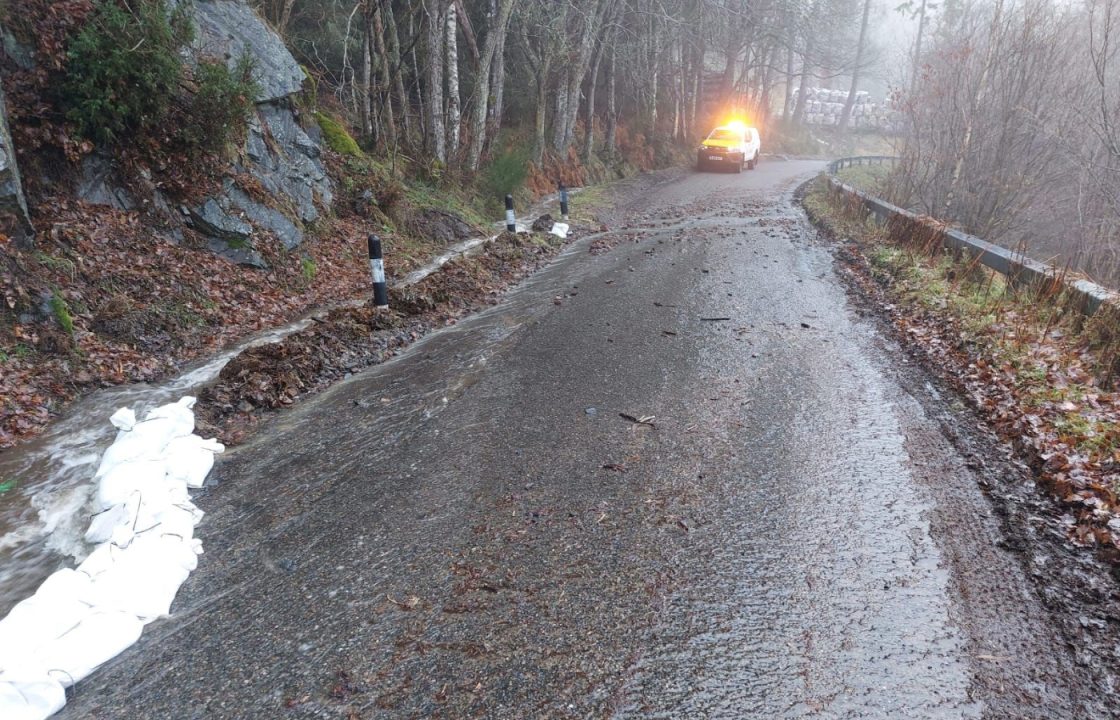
[748,155,757,170]
[734,160,743,174]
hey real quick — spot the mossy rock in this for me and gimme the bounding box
[313,112,362,157]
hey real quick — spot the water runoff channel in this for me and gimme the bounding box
[0,191,575,617]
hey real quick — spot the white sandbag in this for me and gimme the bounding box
[95,398,195,478]
[144,397,196,438]
[77,541,124,579]
[153,503,202,541]
[84,496,140,545]
[78,535,197,619]
[109,407,136,432]
[96,428,171,478]
[95,459,167,511]
[35,569,94,602]
[130,484,192,536]
[0,591,93,666]
[31,611,144,687]
[549,222,570,239]
[164,436,223,488]
[81,564,190,621]
[0,676,66,720]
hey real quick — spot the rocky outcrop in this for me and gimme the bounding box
[77,154,135,212]
[0,83,31,239]
[245,104,332,224]
[63,0,334,264]
[183,1,332,267]
[191,0,305,103]
[9,1,331,262]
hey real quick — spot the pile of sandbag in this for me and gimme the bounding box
[0,397,223,720]
[792,87,899,130]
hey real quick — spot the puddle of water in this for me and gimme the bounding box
[0,192,573,617]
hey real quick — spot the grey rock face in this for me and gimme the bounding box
[188,105,327,259]
[191,0,305,103]
[226,185,302,251]
[0,84,31,236]
[178,2,330,262]
[77,154,136,211]
[1,26,34,71]
[246,104,332,224]
[190,198,252,243]
[190,195,267,268]
[206,236,267,269]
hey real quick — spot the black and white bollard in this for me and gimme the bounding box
[559,184,570,222]
[368,234,389,309]
[505,194,516,233]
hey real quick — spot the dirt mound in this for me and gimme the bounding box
[403,208,476,245]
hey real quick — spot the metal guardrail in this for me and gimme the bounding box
[825,158,1118,316]
[827,155,898,175]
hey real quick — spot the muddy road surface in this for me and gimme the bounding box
[60,160,1113,718]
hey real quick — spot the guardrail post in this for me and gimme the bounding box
[368,234,389,309]
[505,194,516,233]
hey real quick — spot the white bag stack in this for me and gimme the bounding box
[0,397,223,720]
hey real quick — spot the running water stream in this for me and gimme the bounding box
[0,191,573,616]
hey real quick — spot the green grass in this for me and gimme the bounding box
[51,291,74,335]
[0,343,34,363]
[404,181,488,228]
[835,164,890,195]
[314,112,363,157]
[301,256,317,283]
[0,478,15,495]
[34,251,77,278]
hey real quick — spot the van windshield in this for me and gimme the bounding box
[708,129,743,141]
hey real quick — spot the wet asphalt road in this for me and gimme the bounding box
[61,160,1094,718]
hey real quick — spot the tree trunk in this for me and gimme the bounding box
[425,0,446,162]
[649,17,660,129]
[673,38,683,139]
[410,6,427,139]
[782,34,794,120]
[837,0,872,133]
[606,41,618,157]
[944,0,1005,216]
[382,0,411,138]
[534,54,550,164]
[792,43,814,125]
[446,0,461,158]
[362,9,374,141]
[489,22,508,137]
[468,0,518,171]
[583,27,607,163]
[911,0,928,98]
[373,2,396,145]
[690,33,703,136]
[552,76,570,152]
[277,0,296,37]
[759,43,776,124]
